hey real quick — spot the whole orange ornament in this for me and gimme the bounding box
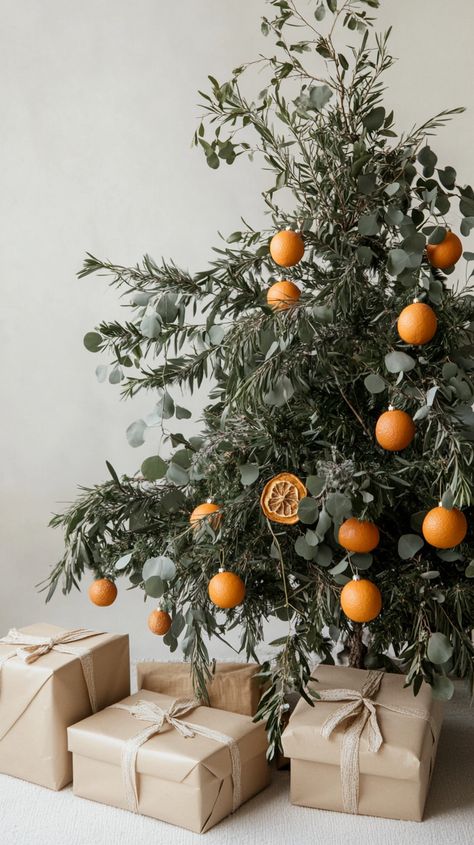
[148,609,172,636]
[397,301,437,346]
[190,501,221,530]
[340,576,382,623]
[375,407,415,451]
[88,578,117,607]
[260,472,307,525]
[269,230,304,267]
[426,230,462,270]
[208,569,246,609]
[266,280,301,311]
[338,518,380,553]
[422,505,467,549]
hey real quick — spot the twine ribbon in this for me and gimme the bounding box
[316,669,435,814]
[0,628,102,713]
[112,698,242,814]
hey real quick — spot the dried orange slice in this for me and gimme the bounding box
[260,472,307,524]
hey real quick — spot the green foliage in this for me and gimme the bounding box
[44,0,474,756]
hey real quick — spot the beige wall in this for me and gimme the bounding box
[1,1,473,658]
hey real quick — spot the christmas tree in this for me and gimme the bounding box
[45,0,474,755]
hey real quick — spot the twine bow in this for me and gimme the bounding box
[0,627,102,712]
[112,698,242,814]
[316,669,434,815]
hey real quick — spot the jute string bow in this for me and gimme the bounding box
[0,628,102,712]
[316,669,435,814]
[112,698,242,814]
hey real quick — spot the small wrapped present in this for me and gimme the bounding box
[0,623,130,790]
[282,665,443,821]
[68,689,270,833]
[137,660,263,717]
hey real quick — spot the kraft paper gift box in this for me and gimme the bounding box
[136,661,263,717]
[282,665,443,822]
[0,623,130,790]
[68,689,271,833]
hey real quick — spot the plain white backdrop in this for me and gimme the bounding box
[1,0,473,658]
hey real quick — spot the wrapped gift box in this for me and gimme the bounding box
[0,623,130,790]
[68,689,270,833]
[282,665,443,821]
[137,661,263,717]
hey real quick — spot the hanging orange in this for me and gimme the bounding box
[148,609,172,635]
[208,570,246,609]
[375,408,415,451]
[397,302,437,346]
[426,231,462,270]
[269,230,304,267]
[88,578,117,607]
[260,472,307,525]
[190,501,221,530]
[422,506,467,549]
[266,280,301,311]
[340,576,382,623]
[338,518,380,553]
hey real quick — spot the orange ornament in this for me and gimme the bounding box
[88,578,117,607]
[260,472,307,525]
[426,230,462,270]
[422,505,467,549]
[340,576,382,623]
[338,518,380,553]
[208,569,246,609]
[148,609,172,635]
[190,501,221,530]
[375,407,415,451]
[266,280,301,311]
[270,230,304,267]
[397,301,437,346]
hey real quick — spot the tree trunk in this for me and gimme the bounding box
[348,623,367,669]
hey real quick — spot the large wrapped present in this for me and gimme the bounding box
[68,689,270,833]
[0,623,130,790]
[137,660,263,717]
[282,665,443,821]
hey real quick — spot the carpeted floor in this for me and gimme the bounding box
[1,683,473,845]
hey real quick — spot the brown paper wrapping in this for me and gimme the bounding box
[137,661,263,717]
[68,688,270,833]
[281,665,443,821]
[0,623,130,790]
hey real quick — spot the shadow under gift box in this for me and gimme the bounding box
[0,624,130,790]
[136,661,263,717]
[67,689,271,834]
[281,665,444,822]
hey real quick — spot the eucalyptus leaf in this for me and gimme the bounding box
[143,555,176,582]
[83,331,102,353]
[115,552,133,571]
[358,213,380,236]
[364,373,385,394]
[427,632,454,664]
[298,496,319,525]
[385,351,416,373]
[431,674,454,701]
[144,576,164,598]
[306,475,325,496]
[126,419,147,448]
[238,463,260,486]
[398,534,424,559]
[140,313,161,339]
[362,107,385,131]
[295,535,316,560]
[309,84,333,111]
[141,455,167,481]
[167,462,190,486]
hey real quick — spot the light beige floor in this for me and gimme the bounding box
[1,683,472,845]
